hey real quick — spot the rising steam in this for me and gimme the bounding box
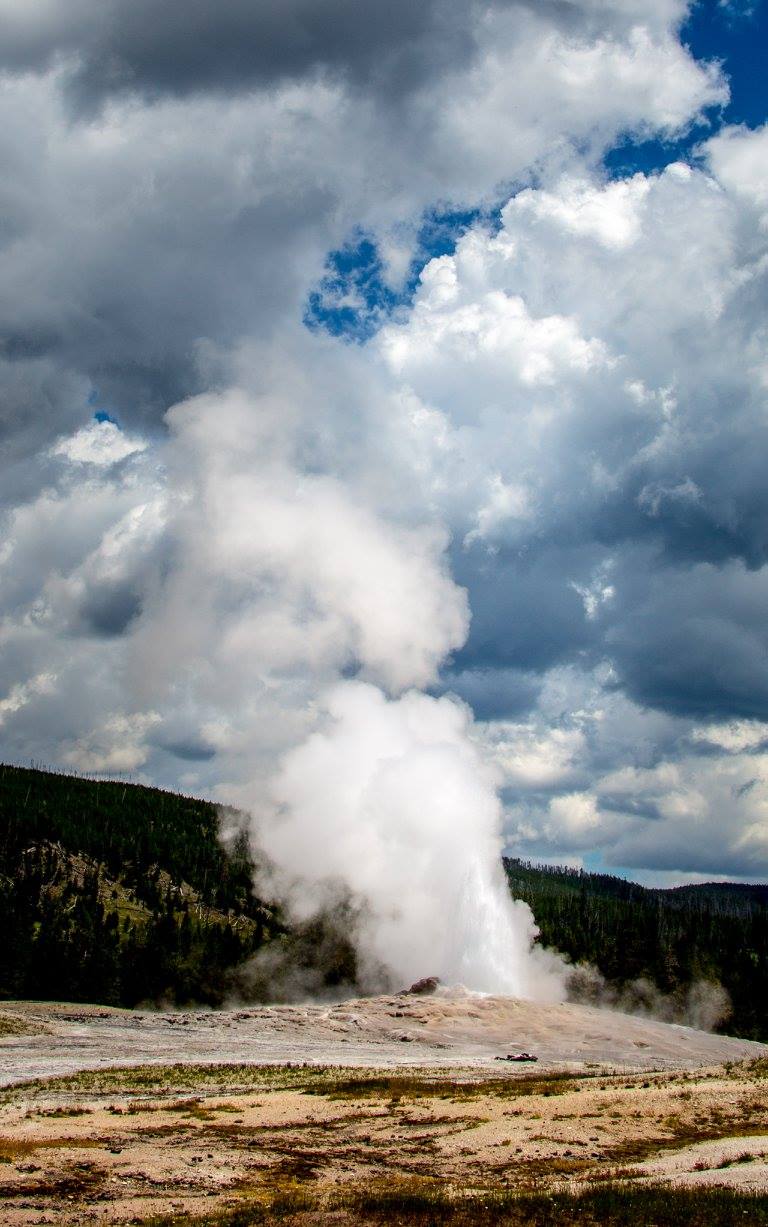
[255,682,566,1001]
[128,385,568,1001]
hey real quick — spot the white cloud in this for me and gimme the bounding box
[706,123,768,216]
[51,419,147,466]
[0,672,56,728]
[497,668,768,879]
[61,710,162,773]
[478,720,585,789]
[510,174,652,249]
[690,719,768,753]
[546,791,602,843]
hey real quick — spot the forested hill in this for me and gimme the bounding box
[505,858,768,1041]
[0,763,281,1007]
[506,858,768,914]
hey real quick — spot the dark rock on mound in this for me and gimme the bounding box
[402,976,441,996]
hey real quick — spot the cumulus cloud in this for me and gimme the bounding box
[705,123,768,214]
[365,145,768,879]
[0,0,724,459]
[0,415,167,771]
[51,419,147,466]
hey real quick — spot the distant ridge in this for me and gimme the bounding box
[505,858,768,1041]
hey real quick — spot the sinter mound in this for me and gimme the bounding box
[0,990,764,1087]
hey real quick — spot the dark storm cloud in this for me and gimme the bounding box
[444,540,768,726]
[0,0,600,111]
[0,358,89,488]
[606,828,768,879]
[597,794,664,821]
[607,554,768,721]
[0,0,470,107]
[437,428,768,723]
[588,384,768,572]
[155,737,217,763]
[441,665,541,722]
[451,545,598,677]
[0,73,339,456]
[75,582,143,637]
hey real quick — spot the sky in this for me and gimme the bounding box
[1,0,768,890]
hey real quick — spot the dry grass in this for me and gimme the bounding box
[139,1180,768,1225]
[307,1071,578,1101]
[1,1062,582,1107]
[0,1134,102,1160]
[0,1061,316,1103]
[0,1011,48,1037]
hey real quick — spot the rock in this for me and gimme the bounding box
[403,976,441,996]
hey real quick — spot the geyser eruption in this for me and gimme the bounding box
[264,681,565,1001]
[133,387,567,1002]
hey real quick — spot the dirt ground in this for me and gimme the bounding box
[0,993,766,1224]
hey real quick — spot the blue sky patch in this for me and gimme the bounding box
[605,0,767,177]
[306,0,767,346]
[304,206,488,343]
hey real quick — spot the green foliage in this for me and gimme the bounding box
[505,858,768,1041]
[0,763,256,909]
[0,763,281,1007]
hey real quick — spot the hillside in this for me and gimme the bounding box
[0,763,281,1007]
[505,858,768,1041]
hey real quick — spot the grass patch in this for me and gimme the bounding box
[122,1096,211,1115]
[605,1104,768,1165]
[0,1063,580,1106]
[34,1104,92,1117]
[746,1058,768,1080]
[0,1135,102,1160]
[0,1012,48,1037]
[303,1071,577,1101]
[0,1062,319,1103]
[138,1180,768,1225]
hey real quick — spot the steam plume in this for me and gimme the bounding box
[255,683,566,1000]
[135,384,567,1001]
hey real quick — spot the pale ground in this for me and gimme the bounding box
[0,992,766,1223]
[0,991,763,1085]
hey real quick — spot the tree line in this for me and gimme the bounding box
[505,858,768,1041]
[1,763,765,1038]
